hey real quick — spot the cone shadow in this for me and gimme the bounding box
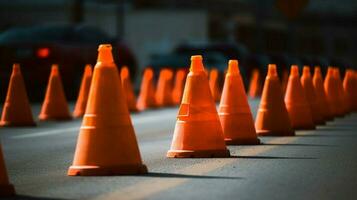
[9,195,64,200]
[141,172,243,180]
[234,155,317,159]
[261,143,337,147]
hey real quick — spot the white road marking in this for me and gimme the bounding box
[11,111,176,139]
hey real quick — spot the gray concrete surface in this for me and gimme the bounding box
[0,99,356,200]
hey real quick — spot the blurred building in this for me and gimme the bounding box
[0,0,356,68]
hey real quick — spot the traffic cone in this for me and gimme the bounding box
[284,65,315,130]
[301,66,325,125]
[39,64,72,121]
[0,144,15,197]
[313,66,333,121]
[218,60,260,145]
[343,69,357,112]
[137,68,157,111]
[120,66,138,112]
[324,67,339,118]
[172,69,186,105]
[155,68,174,107]
[0,64,35,126]
[167,55,230,158]
[73,64,92,118]
[248,69,262,98]
[281,69,289,95]
[68,44,147,176]
[334,68,350,115]
[255,64,295,136]
[209,68,221,102]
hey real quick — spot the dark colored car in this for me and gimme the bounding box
[0,24,137,101]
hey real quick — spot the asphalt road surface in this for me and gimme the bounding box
[1,99,357,200]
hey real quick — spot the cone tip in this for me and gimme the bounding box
[290,65,299,76]
[98,44,112,51]
[97,44,114,64]
[190,55,204,72]
[303,66,311,76]
[84,64,92,75]
[228,60,239,74]
[51,64,59,75]
[12,63,20,74]
[267,64,277,77]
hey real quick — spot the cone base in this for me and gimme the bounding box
[225,138,261,145]
[257,130,295,136]
[0,184,16,196]
[0,120,36,127]
[167,149,230,158]
[39,114,72,121]
[67,164,148,176]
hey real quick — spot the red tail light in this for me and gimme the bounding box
[37,47,50,58]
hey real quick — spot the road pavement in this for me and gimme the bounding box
[1,99,357,200]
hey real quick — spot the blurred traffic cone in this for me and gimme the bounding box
[0,64,35,126]
[281,69,289,95]
[120,66,138,112]
[155,68,174,107]
[172,69,186,105]
[218,60,260,145]
[0,144,15,197]
[248,69,262,98]
[73,64,92,118]
[209,68,221,102]
[301,66,325,125]
[324,67,339,117]
[343,69,357,112]
[167,55,230,158]
[255,64,295,136]
[39,64,71,121]
[334,68,350,115]
[313,66,333,121]
[284,65,315,130]
[68,44,147,176]
[137,68,157,111]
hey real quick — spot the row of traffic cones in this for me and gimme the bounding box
[0,63,187,127]
[1,45,357,196]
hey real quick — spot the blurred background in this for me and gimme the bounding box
[0,0,356,101]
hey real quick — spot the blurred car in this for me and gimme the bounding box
[148,51,227,74]
[0,24,137,101]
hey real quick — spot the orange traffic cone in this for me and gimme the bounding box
[0,144,15,197]
[120,66,138,112]
[284,65,315,130]
[172,69,186,105]
[68,44,147,176]
[334,68,350,115]
[167,55,230,158]
[343,69,357,112]
[136,68,157,111]
[0,64,35,126]
[313,66,333,121]
[39,64,71,121]
[301,66,325,125]
[324,67,339,118]
[255,64,295,136]
[155,68,174,107]
[73,64,92,118]
[218,60,260,145]
[209,68,221,102]
[281,69,289,95]
[248,69,262,98]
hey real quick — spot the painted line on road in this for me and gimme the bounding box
[95,135,307,200]
[10,111,176,139]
